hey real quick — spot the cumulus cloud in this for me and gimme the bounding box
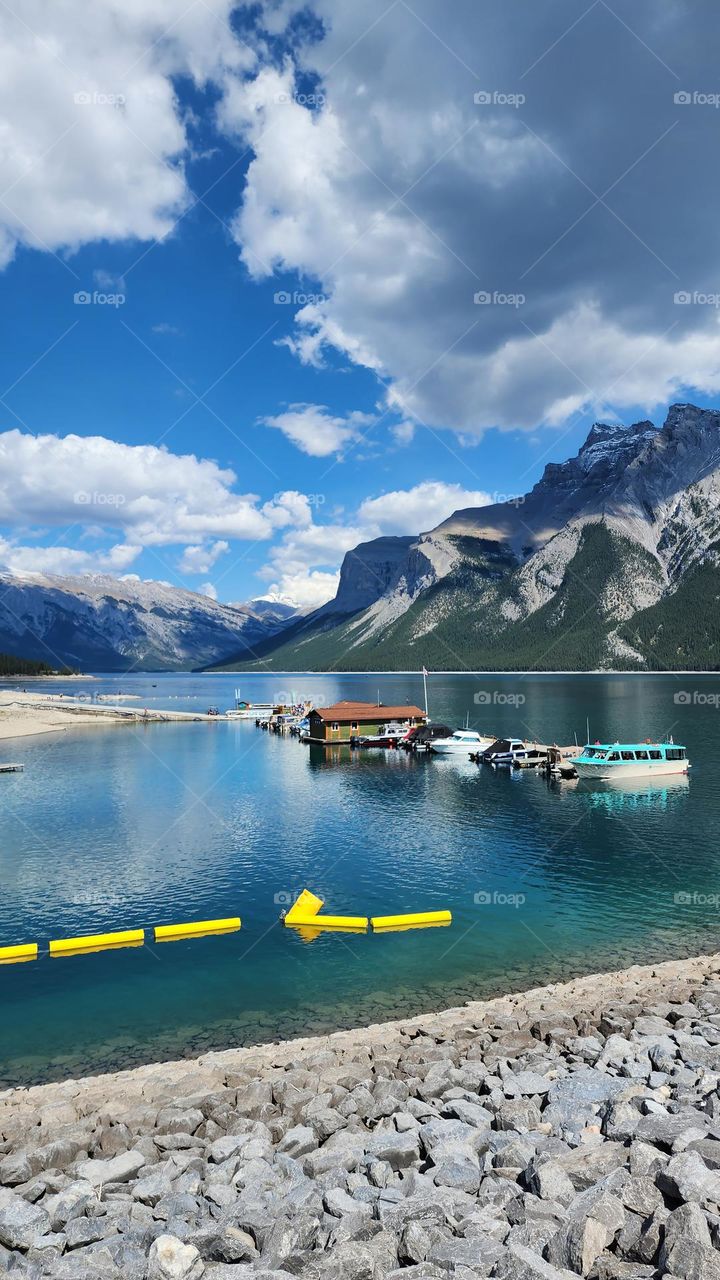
[178,540,229,575]
[225,1,720,435]
[0,538,140,577]
[262,404,374,457]
[0,430,297,546]
[357,482,491,536]
[0,430,327,585]
[0,0,255,267]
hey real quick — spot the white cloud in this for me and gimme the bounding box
[178,540,229,574]
[0,0,253,266]
[0,430,294,546]
[199,581,218,600]
[223,4,720,436]
[262,403,374,457]
[0,538,140,577]
[262,569,340,611]
[357,481,491,536]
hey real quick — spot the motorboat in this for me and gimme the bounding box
[354,721,410,748]
[481,738,544,765]
[431,729,495,755]
[573,740,689,780]
[403,723,453,751]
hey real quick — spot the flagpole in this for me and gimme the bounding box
[422,667,429,720]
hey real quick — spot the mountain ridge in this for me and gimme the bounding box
[210,402,720,672]
[0,570,294,671]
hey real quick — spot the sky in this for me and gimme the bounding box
[0,0,719,609]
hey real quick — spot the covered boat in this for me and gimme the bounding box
[573,741,689,780]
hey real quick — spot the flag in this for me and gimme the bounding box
[422,666,429,677]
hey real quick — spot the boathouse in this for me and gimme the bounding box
[306,700,427,744]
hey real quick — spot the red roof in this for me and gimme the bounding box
[311,701,426,723]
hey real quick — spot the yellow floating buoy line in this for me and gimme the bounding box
[0,942,38,965]
[281,890,452,936]
[154,917,241,943]
[1,894,451,963]
[0,917,243,963]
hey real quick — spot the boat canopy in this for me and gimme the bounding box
[578,742,687,762]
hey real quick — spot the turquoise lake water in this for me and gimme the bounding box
[1,671,719,1086]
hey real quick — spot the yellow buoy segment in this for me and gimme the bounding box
[371,910,452,930]
[283,889,323,924]
[0,942,38,964]
[286,914,369,930]
[50,929,145,956]
[154,917,241,942]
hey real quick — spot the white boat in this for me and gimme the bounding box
[356,721,413,747]
[431,729,495,755]
[573,740,689,780]
[226,691,274,720]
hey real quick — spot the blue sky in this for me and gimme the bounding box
[1,1,718,608]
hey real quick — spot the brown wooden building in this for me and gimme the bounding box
[306,700,427,744]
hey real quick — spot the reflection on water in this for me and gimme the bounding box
[0,671,718,1086]
[577,774,691,812]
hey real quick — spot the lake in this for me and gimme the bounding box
[1,671,718,1086]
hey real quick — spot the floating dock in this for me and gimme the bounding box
[0,763,24,773]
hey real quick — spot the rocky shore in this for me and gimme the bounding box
[2,953,720,1280]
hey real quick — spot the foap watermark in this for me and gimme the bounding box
[74,90,126,108]
[674,690,720,707]
[275,91,325,109]
[74,290,125,308]
[674,290,720,308]
[74,491,126,507]
[674,90,720,108]
[474,290,525,308]
[474,889,526,908]
[474,90,525,109]
[272,491,325,509]
[674,890,720,908]
[474,690,526,707]
[489,491,525,507]
[274,889,305,908]
[273,290,327,306]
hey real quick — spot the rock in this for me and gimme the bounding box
[0,1151,33,1186]
[64,1214,109,1248]
[661,1219,720,1279]
[365,1130,420,1170]
[0,1192,50,1250]
[276,1124,316,1157]
[656,1149,720,1208]
[492,1240,578,1278]
[75,1149,146,1187]
[148,1233,205,1279]
[546,1191,625,1276]
[525,1160,577,1205]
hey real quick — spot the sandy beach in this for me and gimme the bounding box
[0,690,223,741]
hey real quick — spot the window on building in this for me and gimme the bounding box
[351,722,358,730]
[331,722,339,731]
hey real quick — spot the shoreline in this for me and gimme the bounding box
[1,950,719,1277]
[3,948,718,1103]
[0,690,227,741]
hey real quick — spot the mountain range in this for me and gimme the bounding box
[0,572,297,672]
[212,402,720,672]
[3,402,720,673]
